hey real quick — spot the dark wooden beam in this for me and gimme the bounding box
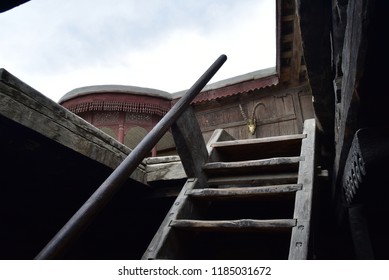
[171,107,209,188]
[0,0,29,13]
[348,204,374,259]
[296,0,334,152]
[343,128,389,206]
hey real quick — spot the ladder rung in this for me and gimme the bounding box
[204,157,302,169]
[203,157,302,175]
[209,134,306,161]
[211,134,306,147]
[187,184,302,200]
[207,173,298,186]
[170,219,296,232]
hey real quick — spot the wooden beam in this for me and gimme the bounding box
[171,107,209,188]
[203,157,302,175]
[170,218,296,232]
[207,173,298,186]
[0,69,145,182]
[187,184,302,200]
[0,0,29,13]
[211,133,305,147]
[296,0,334,137]
[291,16,303,83]
[289,118,316,259]
[146,161,186,182]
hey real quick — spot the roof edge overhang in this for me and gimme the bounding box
[59,84,172,104]
[172,66,279,104]
[172,0,281,104]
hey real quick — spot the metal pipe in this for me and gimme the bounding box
[34,54,227,259]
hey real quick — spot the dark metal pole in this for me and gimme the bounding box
[35,54,227,259]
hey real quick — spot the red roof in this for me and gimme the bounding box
[172,67,279,105]
[192,73,279,104]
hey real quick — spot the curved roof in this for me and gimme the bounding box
[59,85,172,103]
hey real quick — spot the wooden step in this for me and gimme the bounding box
[203,157,302,175]
[207,173,298,186]
[143,119,316,260]
[170,218,296,232]
[211,134,306,147]
[210,134,306,161]
[186,184,302,200]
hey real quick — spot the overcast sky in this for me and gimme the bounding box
[0,0,275,102]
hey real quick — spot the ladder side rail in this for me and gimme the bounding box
[34,55,227,260]
[142,178,199,259]
[288,118,316,259]
[143,120,235,259]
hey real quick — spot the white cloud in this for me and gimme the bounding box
[0,0,275,102]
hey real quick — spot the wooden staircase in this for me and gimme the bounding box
[142,115,316,260]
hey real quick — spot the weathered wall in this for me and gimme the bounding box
[194,85,314,144]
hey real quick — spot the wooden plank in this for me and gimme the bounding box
[210,134,305,161]
[279,120,299,136]
[203,157,302,175]
[145,155,180,165]
[289,118,316,260]
[170,218,296,232]
[204,157,302,169]
[199,114,297,134]
[207,173,298,186]
[292,91,304,133]
[0,70,146,183]
[210,133,306,147]
[288,220,310,259]
[187,184,302,200]
[342,128,389,205]
[299,92,315,121]
[146,161,186,182]
[0,70,130,156]
[291,16,303,83]
[171,107,209,188]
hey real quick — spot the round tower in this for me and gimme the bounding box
[59,85,175,156]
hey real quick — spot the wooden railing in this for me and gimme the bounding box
[35,54,227,259]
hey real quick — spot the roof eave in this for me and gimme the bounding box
[172,66,279,104]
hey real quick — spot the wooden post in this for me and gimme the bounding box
[171,107,209,188]
[288,118,316,259]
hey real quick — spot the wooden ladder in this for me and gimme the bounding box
[142,113,316,260]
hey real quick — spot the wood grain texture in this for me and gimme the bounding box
[171,107,209,188]
[0,69,145,182]
[288,118,316,259]
[170,218,296,232]
[203,157,302,175]
[187,184,302,200]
